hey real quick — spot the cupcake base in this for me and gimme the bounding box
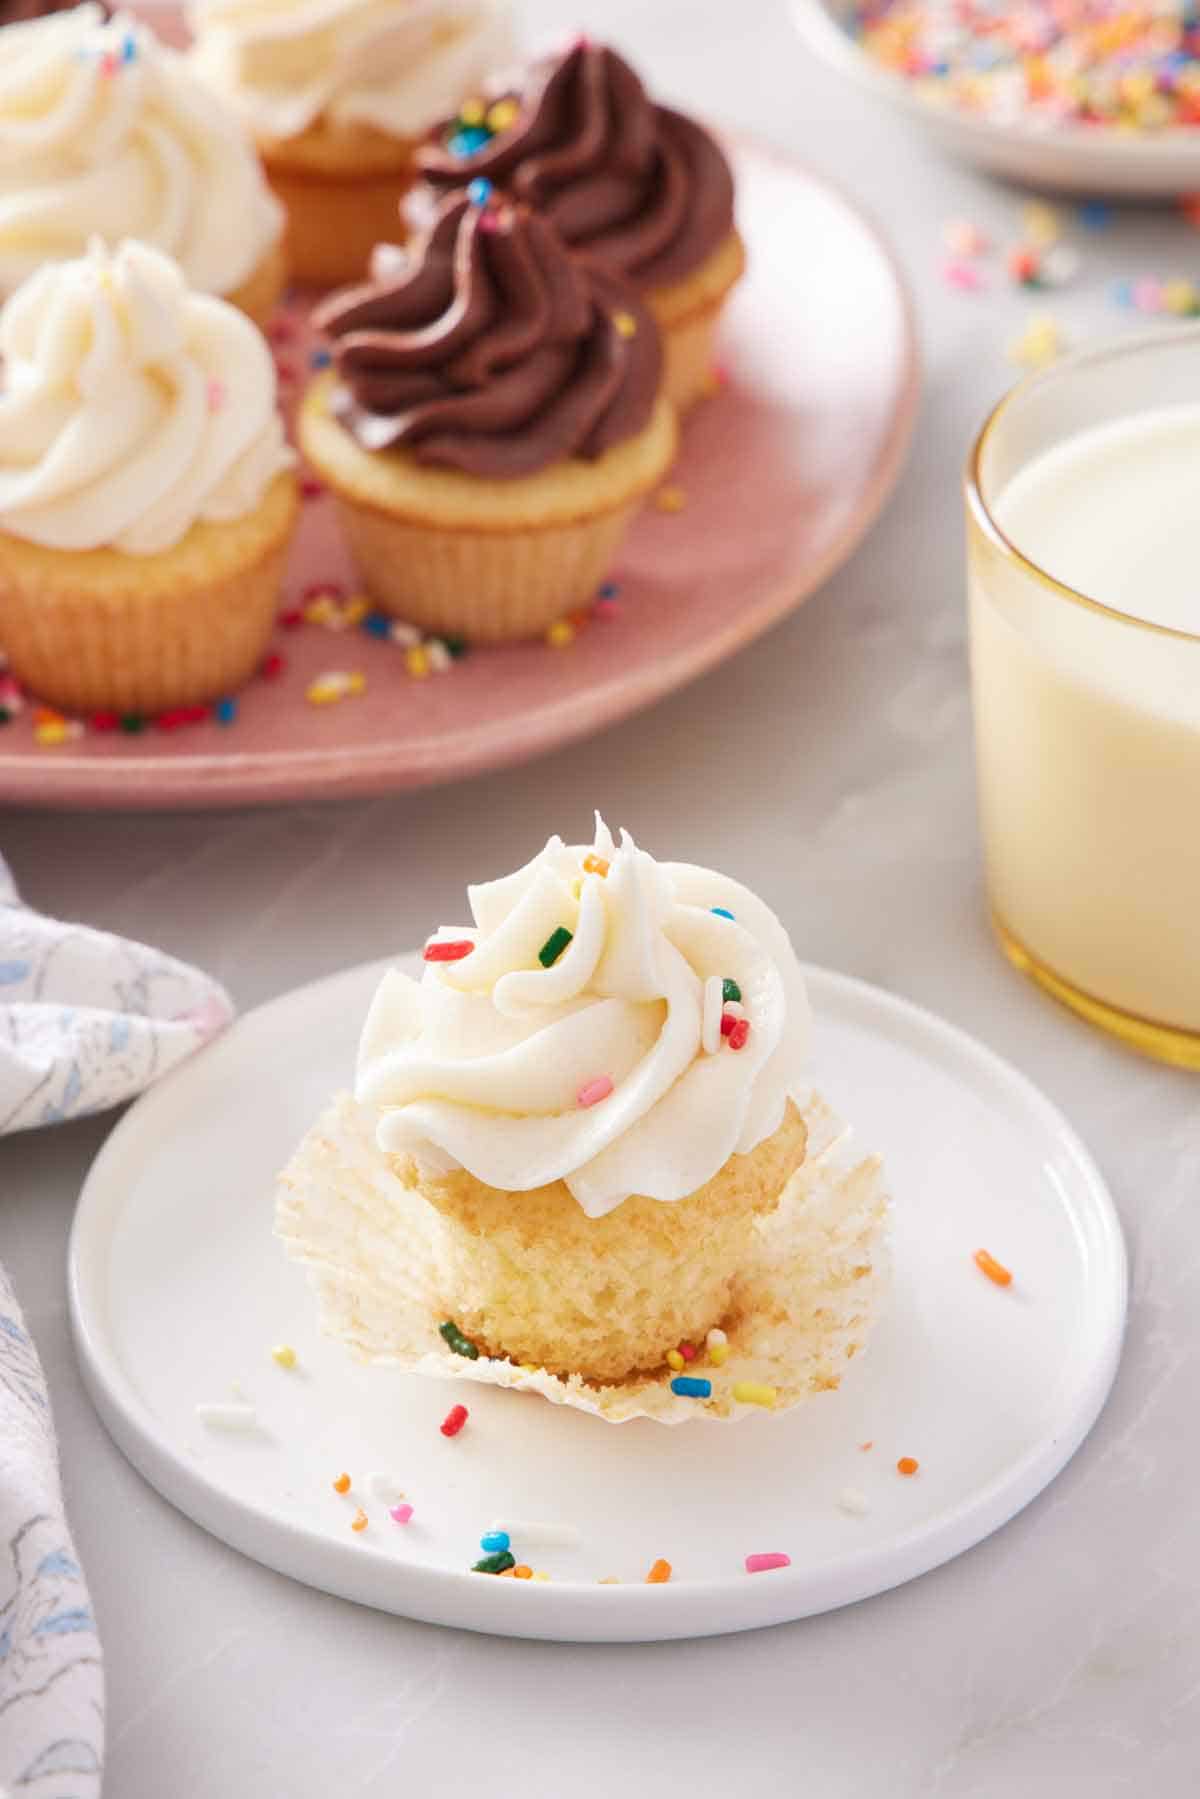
[225,235,289,330]
[261,120,416,290]
[276,1090,891,1424]
[0,473,298,715]
[299,372,679,641]
[649,231,747,413]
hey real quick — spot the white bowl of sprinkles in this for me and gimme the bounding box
[793,0,1200,196]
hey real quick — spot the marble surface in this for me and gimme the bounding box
[4,2,1200,1792]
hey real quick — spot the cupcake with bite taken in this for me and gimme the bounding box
[0,6,286,326]
[301,185,677,642]
[278,818,891,1415]
[187,0,515,289]
[418,37,744,411]
[0,239,297,716]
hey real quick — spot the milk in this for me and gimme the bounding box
[969,402,1200,1038]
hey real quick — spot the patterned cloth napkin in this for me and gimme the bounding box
[0,853,234,1796]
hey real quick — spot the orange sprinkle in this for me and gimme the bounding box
[897,1457,920,1477]
[646,1558,672,1584]
[497,1567,517,1577]
[974,1248,1013,1288]
[351,1508,368,1532]
[332,1472,351,1494]
[512,1565,533,1580]
[859,1441,874,1452]
[583,854,610,878]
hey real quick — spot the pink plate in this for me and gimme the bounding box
[0,141,918,810]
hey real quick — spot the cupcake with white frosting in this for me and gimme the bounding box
[187,0,515,288]
[279,820,891,1412]
[0,5,286,324]
[0,239,297,715]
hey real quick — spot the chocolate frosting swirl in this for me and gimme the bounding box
[418,41,735,291]
[0,0,108,17]
[312,192,662,479]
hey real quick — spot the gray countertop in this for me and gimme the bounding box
[3,2,1200,1791]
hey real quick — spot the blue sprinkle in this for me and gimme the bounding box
[362,611,392,638]
[310,347,332,371]
[467,177,493,207]
[711,907,735,920]
[1080,200,1113,231]
[1110,278,1135,309]
[448,127,490,157]
[598,580,620,599]
[0,960,31,985]
[670,1376,712,1399]
[121,32,137,62]
[33,1608,93,1638]
[480,1530,510,1553]
[214,697,237,726]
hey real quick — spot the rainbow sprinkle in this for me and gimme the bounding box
[848,0,1200,131]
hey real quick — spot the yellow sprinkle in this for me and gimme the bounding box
[343,595,370,625]
[1007,314,1063,371]
[733,1380,777,1408]
[570,876,584,901]
[303,597,339,626]
[1163,279,1197,316]
[613,310,638,339]
[351,1508,368,1532]
[35,721,71,747]
[406,645,431,679]
[486,97,519,133]
[1021,200,1060,247]
[270,1344,297,1369]
[346,671,367,696]
[459,97,485,126]
[546,619,575,649]
[708,1342,730,1366]
[517,1363,538,1374]
[532,1570,551,1583]
[597,1576,621,1585]
[654,484,687,513]
[666,1349,685,1372]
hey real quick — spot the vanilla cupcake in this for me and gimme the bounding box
[0,7,285,326]
[302,189,676,640]
[187,0,515,289]
[278,820,891,1410]
[419,38,744,411]
[0,240,298,715]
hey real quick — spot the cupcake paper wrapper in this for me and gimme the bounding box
[276,1091,891,1425]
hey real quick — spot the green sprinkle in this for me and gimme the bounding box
[439,1321,461,1348]
[538,926,573,968]
[473,1550,516,1575]
[119,714,146,734]
[722,978,742,1004]
[444,636,469,660]
[439,1320,480,1360]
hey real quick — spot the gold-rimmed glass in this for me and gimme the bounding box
[966,327,1200,1069]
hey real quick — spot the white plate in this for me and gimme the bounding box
[69,959,1126,1643]
[793,0,1200,197]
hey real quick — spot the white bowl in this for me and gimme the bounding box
[793,0,1200,197]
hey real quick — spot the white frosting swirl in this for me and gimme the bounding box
[188,0,516,142]
[0,6,283,298]
[0,239,295,555]
[356,819,812,1219]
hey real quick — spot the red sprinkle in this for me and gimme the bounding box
[88,711,120,733]
[274,359,297,385]
[440,1404,468,1438]
[424,939,475,963]
[300,476,325,500]
[267,317,296,345]
[302,581,345,603]
[278,608,304,631]
[727,1018,751,1051]
[260,652,286,681]
[155,705,208,731]
[679,1342,697,1362]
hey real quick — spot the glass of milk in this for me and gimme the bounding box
[967,327,1200,1069]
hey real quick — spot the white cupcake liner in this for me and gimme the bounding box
[276,1092,891,1425]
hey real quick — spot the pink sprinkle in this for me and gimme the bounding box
[99,50,119,77]
[679,1342,696,1362]
[478,211,502,235]
[390,1504,414,1525]
[942,260,985,293]
[206,378,226,413]
[1133,277,1163,313]
[268,318,296,345]
[577,1075,614,1109]
[593,597,621,620]
[745,1552,791,1574]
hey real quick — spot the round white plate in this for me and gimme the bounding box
[793,0,1200,197]
[69,959,1126,1643]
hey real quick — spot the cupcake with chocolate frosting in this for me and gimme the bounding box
[301,186,677,641]
[418,38,744,411]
